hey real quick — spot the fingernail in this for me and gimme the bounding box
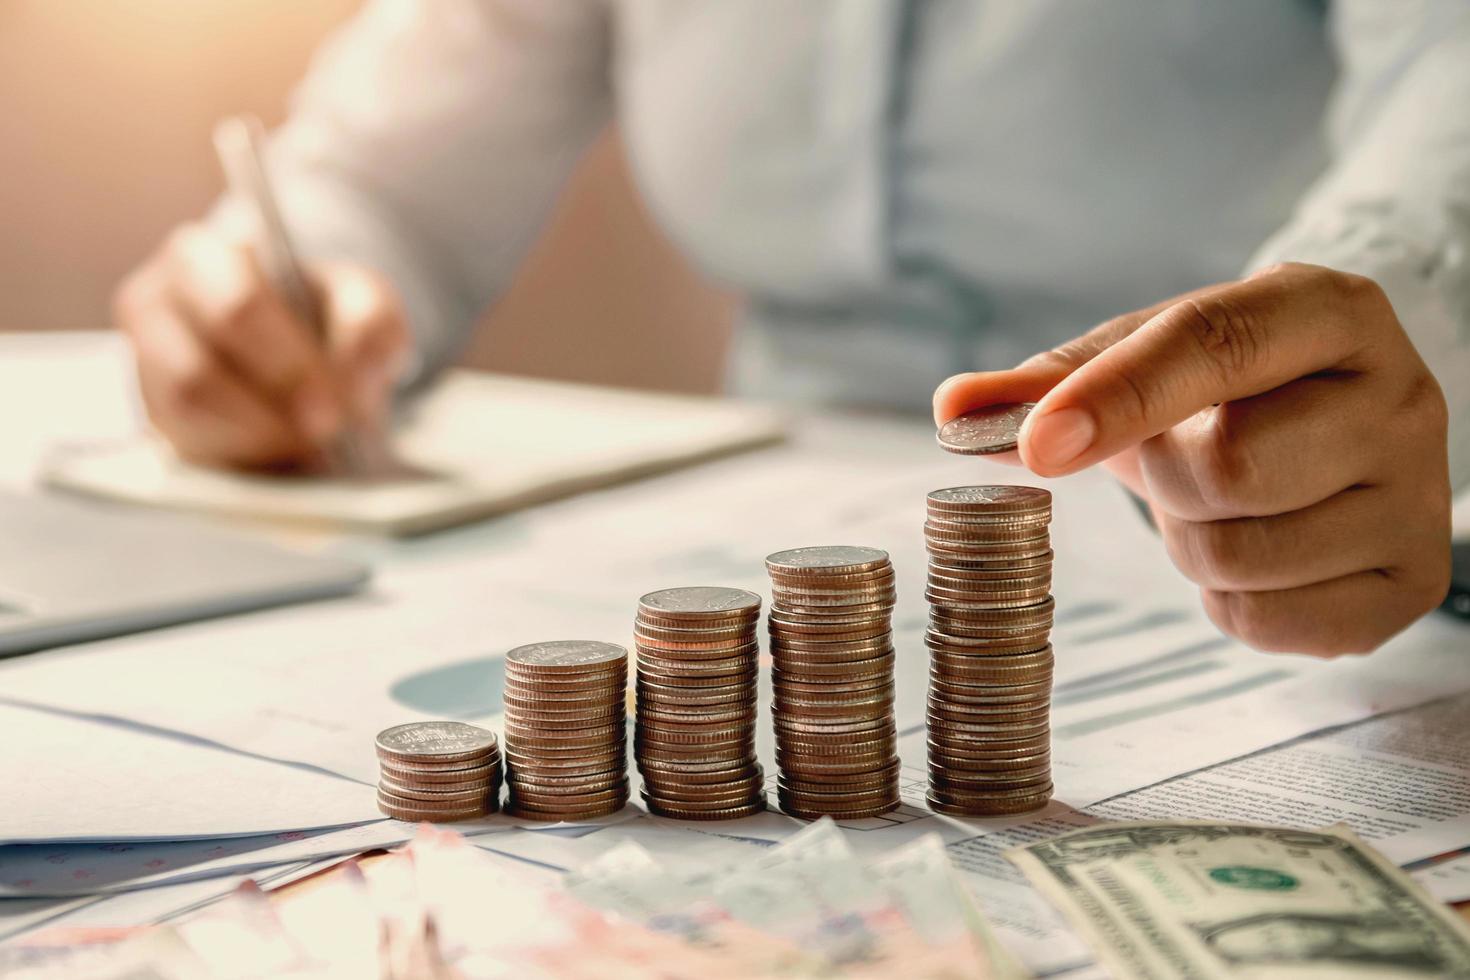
[295,386,341,441]
[932,373,980,425]
[934,374,970,400]
[1027,407,1096,470]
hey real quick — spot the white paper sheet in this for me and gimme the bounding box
[0,860,315,946]
[0,810,642,900]
[0,700,376,845]
[1087,693,1470,865]
[6,412,1470,849]
[1412,851,1470,904]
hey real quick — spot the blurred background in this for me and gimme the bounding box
[0,0,734,393]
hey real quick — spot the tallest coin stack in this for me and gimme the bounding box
[924,486,1055,816]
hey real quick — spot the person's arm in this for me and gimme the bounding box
[1245,0,1470,493]
[116,0,612,470]
[242,0,614,387]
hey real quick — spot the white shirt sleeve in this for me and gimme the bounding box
[218,0,613,383]
[1246,0,1470,493]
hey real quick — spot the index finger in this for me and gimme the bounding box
[1020,263,1381,476]
[166,227,342,440]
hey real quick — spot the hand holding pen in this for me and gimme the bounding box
[112,115,409,473]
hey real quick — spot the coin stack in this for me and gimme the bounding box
[766,546,901,820]
[375,721,503,822]
[925,486,1054,816]
[501,640,630,821]
[634,587,766,820]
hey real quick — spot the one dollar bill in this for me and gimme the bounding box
[1007,821,1470,979]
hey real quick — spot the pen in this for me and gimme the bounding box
[212,114,374,476]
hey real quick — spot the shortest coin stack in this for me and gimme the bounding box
[634,587,766,820]
[376,721,503,822]
[502,641,630,821]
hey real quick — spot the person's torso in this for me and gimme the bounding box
[611,0,1336,406]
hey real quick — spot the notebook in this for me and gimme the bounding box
[40,371,787,536]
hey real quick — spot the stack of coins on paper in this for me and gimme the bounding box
[924,486,1054,816]
[766,547,901,819]
[375,721,503,822]
[501,641,630,821]
[633,587,766,820]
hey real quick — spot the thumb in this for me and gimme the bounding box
[932,283,1225,456]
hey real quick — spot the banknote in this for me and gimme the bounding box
[868,834,1029,980]
[703,819,937,973]
[564,839,822,977]
[570,818,1024,978]
[3,822,1023,978]
[1008,821,1470,979]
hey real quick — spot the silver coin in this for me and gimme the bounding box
[769,576,895,596]
[378,776,495,803]
[638,587,762,618]
[930,551,1055,574]
[764,546,891,574]
[375,722,499,762]
[936,404,1036,455]
[505,641,628,671]
[927,485,1051,510]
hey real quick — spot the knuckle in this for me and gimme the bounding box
[166,360,223,413]
[1201,522,1257,589]
[1339,619,1394,657]
[1201,589,1255,646]
[1105,361,1159,432]
[1192,414,1262,511]
[1403,553,1452,621]
[209,279,269,337]
[1176,295,1268,381]
[1251,260,1299,281]
[1019,348,1085,375]
[1422,561,1453,615]
[1401,370,1449,436]
[1205,590,1299,658]
[1182,519,1256,590]
[1333,269,1390,317]
[1204,590,1293,654]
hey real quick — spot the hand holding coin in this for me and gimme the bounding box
[933,263,1452,657]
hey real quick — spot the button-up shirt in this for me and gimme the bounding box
[250,0,1470,489]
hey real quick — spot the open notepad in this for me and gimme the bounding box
[41,371,786,536]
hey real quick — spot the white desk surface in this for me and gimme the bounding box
[4,331,1470,970]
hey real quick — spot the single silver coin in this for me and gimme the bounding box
[936,404,1036,456]
[638,587,762,617]
[505,641,628,671]
[375,722,498,761]
[927,485,1051,509]
[765,546,890,574]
